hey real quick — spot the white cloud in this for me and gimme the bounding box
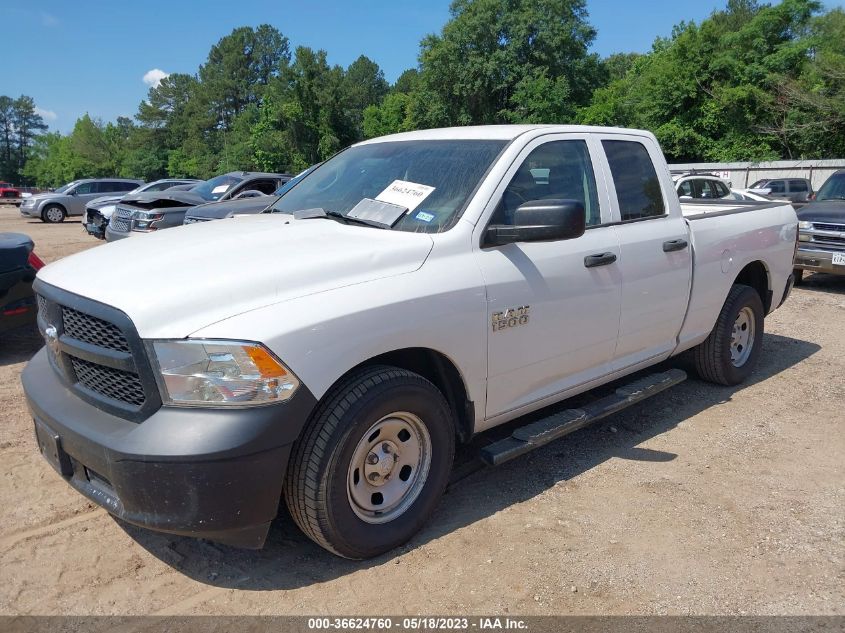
[40,11,59,27]
[35,107,57,122]
[142,69,169,89]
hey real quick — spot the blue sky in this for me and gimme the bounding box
[3,0,842,133]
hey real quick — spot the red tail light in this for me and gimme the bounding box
[28,251,45,271]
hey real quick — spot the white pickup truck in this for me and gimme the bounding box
[23,125,798,559]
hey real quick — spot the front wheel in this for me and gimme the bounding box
[693,283,764,386]
[285,366,455,559]
[793,268,804,285]
[41,205,66,223]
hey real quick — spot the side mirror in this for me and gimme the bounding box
[484,199,586,247]
[69,189,78,196]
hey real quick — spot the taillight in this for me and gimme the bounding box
[28,252,45,271]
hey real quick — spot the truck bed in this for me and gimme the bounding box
[680,198,791,218]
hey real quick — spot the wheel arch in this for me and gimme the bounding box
[323,347,475,444]
[733,260,772,313]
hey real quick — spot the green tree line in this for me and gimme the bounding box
[9,0,845,187]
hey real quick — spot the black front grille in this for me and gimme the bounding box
[35,288,157,419]
[62,306,130,352]
[813,223,845,233]
[70,356,146,406]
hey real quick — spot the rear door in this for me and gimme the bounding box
[788,179,810,202]
[595,136,693,372]
[474,134,623,419]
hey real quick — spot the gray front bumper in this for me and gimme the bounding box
[794,246,845,275]
[22,348,318,548]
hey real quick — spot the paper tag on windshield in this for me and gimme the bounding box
[376,180,435,212]
[212,185,230,194]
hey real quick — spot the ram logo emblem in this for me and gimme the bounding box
[492,306,530,332]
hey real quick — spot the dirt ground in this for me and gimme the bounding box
[0,207,842,617]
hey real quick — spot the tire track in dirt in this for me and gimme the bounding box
[0,509,104,550]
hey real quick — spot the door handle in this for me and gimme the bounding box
[663,238,689,252]
[584,252,617,268]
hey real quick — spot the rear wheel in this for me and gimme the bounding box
[41,205,66,224]
[285,365,455,559]
[693,284,764,386]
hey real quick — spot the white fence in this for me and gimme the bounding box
[667,159,845,190]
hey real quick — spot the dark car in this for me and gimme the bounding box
[182,166,319,225]
[1,233,45,334]
[793,170,845,283]
[105,172,290,241]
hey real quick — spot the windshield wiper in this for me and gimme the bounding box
[270,206,387,228]
[324,210,387,229]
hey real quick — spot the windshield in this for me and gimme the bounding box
[190,174,244,201]
[272,165,318,196]
[55,181,79,194]
[270,140,507,232]
[815,173,845,201]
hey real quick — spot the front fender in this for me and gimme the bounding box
[189,258,488,422]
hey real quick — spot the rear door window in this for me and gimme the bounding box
[602,140,666,221]
[768,180,786,194]
[789,180,808,192]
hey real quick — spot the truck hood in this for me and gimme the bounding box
[797,200,845,222]
[120,189,208,209]
[186,196,275,220]
[37,214,434,338]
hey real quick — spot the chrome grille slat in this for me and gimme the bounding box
[111,207,134,232]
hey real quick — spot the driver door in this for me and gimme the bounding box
[473,135,623,422]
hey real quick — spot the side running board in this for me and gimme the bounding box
[479,369,687,466]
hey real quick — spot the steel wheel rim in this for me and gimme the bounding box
[46,207,62,222]
[347,411,432,524]
[730,306,755,367]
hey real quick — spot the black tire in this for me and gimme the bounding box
[793,268,804,285]
[41,204,66,223]
[693,284,764,386]
[285,365,455,559]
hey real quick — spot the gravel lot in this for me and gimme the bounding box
[1,207,843,616]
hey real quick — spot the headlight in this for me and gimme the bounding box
[132,211,165,232]
[151,340,299,406]
[134,211,164,221]
[798,221,813,230]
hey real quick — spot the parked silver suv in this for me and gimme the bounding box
[19,178,144,223]
[749,178,814,204]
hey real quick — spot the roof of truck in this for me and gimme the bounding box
[357,124,657,145]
